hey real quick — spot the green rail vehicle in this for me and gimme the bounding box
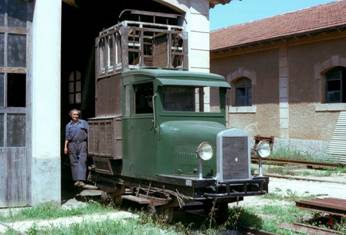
[88,10,270,221]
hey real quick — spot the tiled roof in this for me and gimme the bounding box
[211,0,346,51]
[209,0,231,8]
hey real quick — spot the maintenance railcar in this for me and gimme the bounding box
[88,10,269,221]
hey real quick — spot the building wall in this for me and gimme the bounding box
[211,33,346,156]
[31,0,62,206]
[288,38,346,140]
[211,49,280,137]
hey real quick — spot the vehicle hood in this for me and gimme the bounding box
[156,120,226,177]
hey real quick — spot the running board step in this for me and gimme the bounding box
[121,195,151,205]
[121,194,171,206]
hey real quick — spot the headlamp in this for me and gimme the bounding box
[196,142,213,161]
[256,140,271,158]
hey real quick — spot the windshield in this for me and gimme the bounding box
[161,86,221,112]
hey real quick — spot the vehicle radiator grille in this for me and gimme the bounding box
[222,136,250,181]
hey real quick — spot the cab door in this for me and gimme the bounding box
[122,81,157,179]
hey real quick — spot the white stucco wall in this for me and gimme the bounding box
[161,0,211,73]
[31,0,62,205]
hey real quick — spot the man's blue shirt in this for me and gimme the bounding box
[65,119,89,142]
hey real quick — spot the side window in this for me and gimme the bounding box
[325,67,346,103]
[134,83,153,114]
[108,35,114,71]
[99,38,106,74]
[232,77,252,107]
[98,33,122,74]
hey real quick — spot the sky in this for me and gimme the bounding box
[210,0,338,30]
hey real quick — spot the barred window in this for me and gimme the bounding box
[325,67,346,103]
[233,77,252,107]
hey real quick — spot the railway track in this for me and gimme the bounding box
[252,157,341,169]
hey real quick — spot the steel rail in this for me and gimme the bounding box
[252,157,341,168]
[280,222,343,235]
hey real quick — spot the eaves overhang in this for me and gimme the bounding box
[211,24,346,54]
[209,0,231,8]
[64,0,232,9]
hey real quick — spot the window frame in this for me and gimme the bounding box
[232,77,252,107]
[133,82,154,115]
[68,71,82,105]
[325,66,345,104]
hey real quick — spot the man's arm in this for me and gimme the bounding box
[64,140,69,155]
[64,124,70,155]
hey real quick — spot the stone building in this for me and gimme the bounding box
[210,0,346,163]
[0,0,229,208]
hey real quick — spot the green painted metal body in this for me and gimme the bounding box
[121,69,229,181]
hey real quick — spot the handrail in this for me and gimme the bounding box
[152,93,158,130]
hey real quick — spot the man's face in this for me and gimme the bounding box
[71,111,80,122]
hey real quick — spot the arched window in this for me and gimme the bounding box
[325,67,346,103]
[233,77,252,106]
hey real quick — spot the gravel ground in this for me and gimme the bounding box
[233,175,346,209]
[268,177,346,199]
[1,175,345,233]
[0,211,136,234]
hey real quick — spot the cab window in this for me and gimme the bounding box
[162,86,195,111]
[161,86,221,112]
[134,82,153,114]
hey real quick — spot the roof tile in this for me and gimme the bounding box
[211,0,346,51]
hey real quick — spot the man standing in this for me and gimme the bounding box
[64,109,88,187]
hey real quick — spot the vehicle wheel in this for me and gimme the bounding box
[111,184,125,206]
[146,203,177,223]
[100,191,109,202]
[147,204,156,215]
[215,202,229,224]
[156,205,176,223]
[204,201,229,225]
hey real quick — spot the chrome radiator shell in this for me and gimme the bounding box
[216,129,251,182]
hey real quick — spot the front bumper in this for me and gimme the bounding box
[202,177,269,199]
[158,174,269,200]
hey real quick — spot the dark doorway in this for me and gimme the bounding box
[60,0,182,201]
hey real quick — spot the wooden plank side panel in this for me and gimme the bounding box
[95,75,121,117]
[88,117,123,160]
[0,148,27,208]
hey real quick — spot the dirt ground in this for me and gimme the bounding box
[236,174,346,209]
[268,177,346,199]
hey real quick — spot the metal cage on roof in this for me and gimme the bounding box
[95,9,188,77]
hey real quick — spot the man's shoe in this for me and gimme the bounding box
[74,181,85,187]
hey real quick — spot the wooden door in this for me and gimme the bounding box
[0,0,33,208]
